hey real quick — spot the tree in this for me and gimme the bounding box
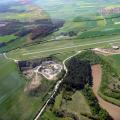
[64,57,92,89]
[99,109,113,120]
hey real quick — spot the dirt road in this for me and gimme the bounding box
[3,53,19,62]
[93,48,120,56]
[33,51,81,120]
[92,65,120,120]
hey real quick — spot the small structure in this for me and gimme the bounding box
[112,45,119,50]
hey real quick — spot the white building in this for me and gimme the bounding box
[112,45,119,50]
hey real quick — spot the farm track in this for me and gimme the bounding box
[33,51,81,120]
[92,65,120,120]
[93,48,120,56]
[3,53,19,62]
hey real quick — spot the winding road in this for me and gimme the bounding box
[34,51,81,120]
[92,65,120,120]
[3,49,120,120]
[3,53,19,63]
[34,54,120,120]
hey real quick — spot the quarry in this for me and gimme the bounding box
[18,58,63,92]
[35,61,63,80]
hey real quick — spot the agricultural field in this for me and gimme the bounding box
[41,91,91,120]
[41,50,116,120]
[6,34,120,60]
[0,1,48,21]
[0,0,120,120]
[0,54,57,120]
[0,55,24,105]
[0,35,17,43]
[107,54,120,74]
[0,0,119,53]
[34,0,120,20]
[73,50,120,106]
[98,54,120,106]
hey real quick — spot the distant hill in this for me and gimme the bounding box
[33,0,120,20]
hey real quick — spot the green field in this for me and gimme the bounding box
[6,35,120,60]
[41,91,91,120]
[0,54,56,120]
[0,3,48,21]
[0,55,24,104]
[73,50,120,106]
[0,1,119,53]
[0,1,119,54]
[35,0,120,20]
[0,0,120,120]
[1,43,120,119]
[0,35,17,43]
[108,54,120,74]
[0,37,27,53]
[98,54,120,106]
[61,91,91,119]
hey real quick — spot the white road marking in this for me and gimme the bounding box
[23,39,120,56]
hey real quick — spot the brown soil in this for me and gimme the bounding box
[24,70,42,92]
[92,65,120,120]
[93,48,120,56]
[27,35,32,43]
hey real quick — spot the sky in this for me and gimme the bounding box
[0,0,15,3]
[0,0,32,4]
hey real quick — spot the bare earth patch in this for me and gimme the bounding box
[92,65,120,120]
[37,61,63,80]
[23,69,42,92]
[93,48,120,56]
[22,60,63,92]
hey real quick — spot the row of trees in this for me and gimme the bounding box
[79,29,120,39]
[82,85,113,120]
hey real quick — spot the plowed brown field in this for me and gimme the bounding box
[92,65,120,120]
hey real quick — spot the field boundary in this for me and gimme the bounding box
[23,38,120,56]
